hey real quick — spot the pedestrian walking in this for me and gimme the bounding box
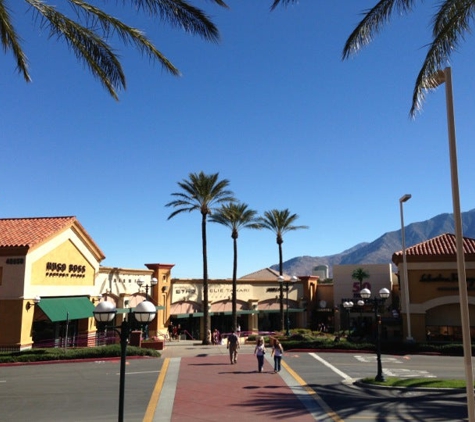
[254,337,266,373]
[167,322,174,341]
[226,329,240,364]
[271,338,284,372]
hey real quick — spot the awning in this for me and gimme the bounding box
[173,312,204,319]
[37,297,94,322]
[172,310,265,319]
[259,308,305,314]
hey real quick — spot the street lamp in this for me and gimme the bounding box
[359,287,390,382]
[399,193,413,341]
[278,275,298,336]
[426,66,474,421]
[342,300,353,333]
[93,300,156,422]
[136,277,158,300]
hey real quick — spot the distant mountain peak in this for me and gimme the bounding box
[270,209,475,277]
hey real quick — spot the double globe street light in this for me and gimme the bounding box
[93,300,157,422]
[342,298,365,333]
[136,277,158,300]
[359,287,390,382]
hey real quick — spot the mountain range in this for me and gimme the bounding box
[271,208,475,278]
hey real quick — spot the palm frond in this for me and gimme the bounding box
[130,0,224,42]
[270,0,298,11]
[70,0,180,75]
[27,0,125,99]
[0,0,30,81]
[343,0,416,59]
[409,0,475,116]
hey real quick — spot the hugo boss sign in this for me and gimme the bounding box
[45,262,86,278]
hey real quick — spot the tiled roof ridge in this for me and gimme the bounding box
[393,232,475,260]
[0,216,77,248]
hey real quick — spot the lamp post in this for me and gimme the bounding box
[399,193,413,341]
[426,66,474,421]
[359,287,390,382]
[342,300,353,333]
[136,277,158,300]
[277,275,298,336]
[93,300,156,422]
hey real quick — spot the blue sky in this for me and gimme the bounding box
[2,1,475,279]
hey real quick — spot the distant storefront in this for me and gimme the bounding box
[392,233,475,342]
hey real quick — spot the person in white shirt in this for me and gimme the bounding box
[271,338,284,373]
[254,338,266,373]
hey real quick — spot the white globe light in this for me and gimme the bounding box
[360,288,371,299]
[93,301,117,323]
[134,301,156,323]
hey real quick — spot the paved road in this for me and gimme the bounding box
[0,342,472,421]
[282,351,470,421]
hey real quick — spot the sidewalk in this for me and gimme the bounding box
[148,340,328,421]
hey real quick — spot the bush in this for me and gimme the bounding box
[0,345,160,364]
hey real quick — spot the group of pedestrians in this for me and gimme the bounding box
[167,322,182,341]
[226,329,284,373]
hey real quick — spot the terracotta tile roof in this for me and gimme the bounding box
[0,216,77,249]
[392,233,475,264]
[239,267,289,280]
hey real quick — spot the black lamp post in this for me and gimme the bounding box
[342,300,353,332]
[93,300,156,422]
[136,277,158,300]
[277,275,298,336]
[359,287,390,382]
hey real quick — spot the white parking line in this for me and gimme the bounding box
[309,353,353,382]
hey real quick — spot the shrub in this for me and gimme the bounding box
[0,345,160,364]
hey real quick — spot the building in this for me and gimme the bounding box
[332,264,399,337]
[392,233,475,342]
[0,217,105,350]
[167,268,318,337]
[0,216,323,349]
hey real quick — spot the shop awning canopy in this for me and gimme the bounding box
[258,308,305,314]
[37,297,94,322]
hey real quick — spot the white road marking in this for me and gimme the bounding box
[309,353,353,382]
[384,368,436,378]
[354,355,402,364]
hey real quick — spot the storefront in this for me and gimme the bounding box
[392,233,475,342]
[164,268,316,339]
[0,217,105,350]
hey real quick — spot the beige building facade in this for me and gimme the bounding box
[392,233,475,342]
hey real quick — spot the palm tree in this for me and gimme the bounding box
[272,0,474,116]
[352,267,370,293]
[342,0,475,116]
[258,209,308,331]
[2,1,228,99]
[166,171,235,344]
[209,202,261,331]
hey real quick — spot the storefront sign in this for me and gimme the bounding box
[6,258,24,265]
[45,262,86,278]
[419,273,475,290]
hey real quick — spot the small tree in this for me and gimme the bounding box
[352,267,370,293]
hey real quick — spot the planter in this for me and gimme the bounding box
[141,340,164,351]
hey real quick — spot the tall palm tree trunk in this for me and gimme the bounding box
[278,242,284,332]
[232,236,238,330]
[202,213,210,345]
